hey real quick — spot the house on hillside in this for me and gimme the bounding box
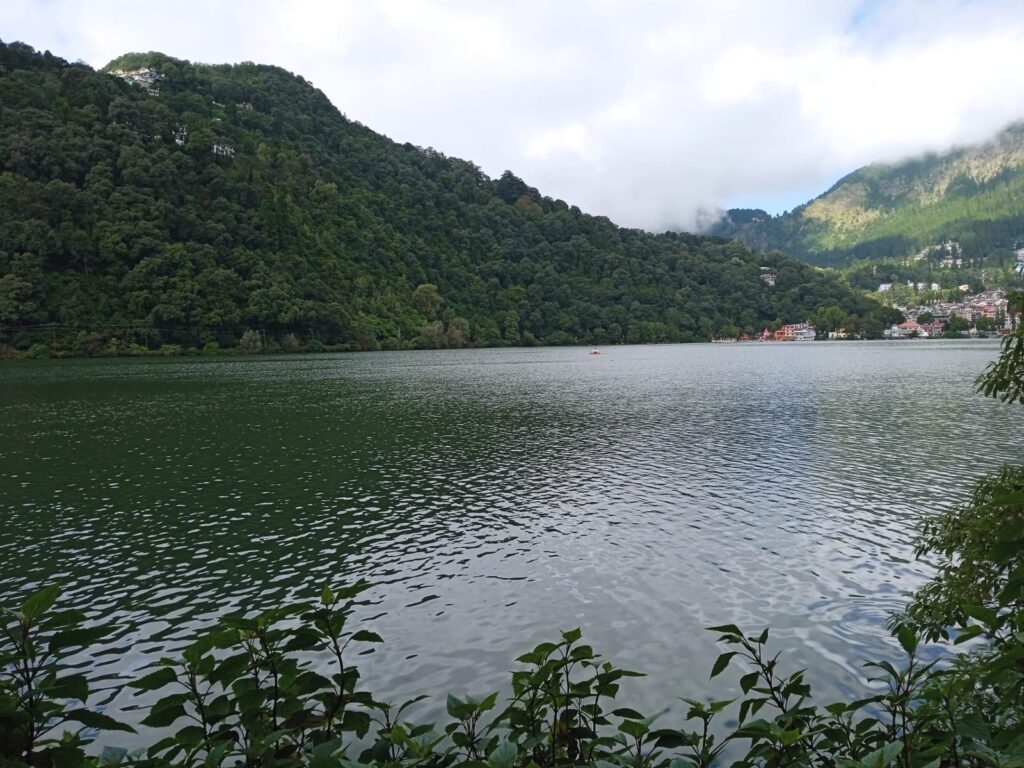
[110,67,163,93]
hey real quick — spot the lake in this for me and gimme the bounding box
[2,341,1021,730]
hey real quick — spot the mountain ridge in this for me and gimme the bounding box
[709,122,1024,267]
[0,40,892,354]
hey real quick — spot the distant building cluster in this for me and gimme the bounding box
[773,323,816,342]
[884,290,1018,338]
[878,281,941,292]
[884,320,947,339]
[712,322,819,343]
[109,67,163,95]
[211,143,235,157]
[937,240,964,268]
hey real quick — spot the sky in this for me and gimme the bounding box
[4,0,1024,232]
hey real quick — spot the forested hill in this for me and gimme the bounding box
[0,41,888,354]
[709,123,1024,268]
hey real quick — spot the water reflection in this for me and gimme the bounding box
[1,341,1020,724]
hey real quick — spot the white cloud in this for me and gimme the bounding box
[3,0,1024,230]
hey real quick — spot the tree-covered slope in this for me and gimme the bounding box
[0,41,886,353]
[710,123,1024,267]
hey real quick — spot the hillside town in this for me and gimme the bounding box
[883,289,1018,338]
[712,290,1019,343]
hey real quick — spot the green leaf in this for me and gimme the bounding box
[131,666,178,692]
[561,628,583,644]
[612,707,645,720]
[651,730,695,749]
[210,652,249,685]
[44,609,88,627]
[140,694,190,727]
[706,624,743,638]
[282,626,322,652]
[321,584,334,605]
[174,725,206,746]
[708,698,732,713]
[864,659,898,680]
[220,615,258,632]
[710,651,737,679]
[21,584,61,620]
[63,709,135,733]
[953,625,984,645]
[738,698,753,723]
[488,741,518,768]
[396,693,429,717]
[99,746,128,766]
[869,741,903,768]
[895,626,918,655]
[962,603,998,626]
[49,626,109,652]
[47,673,89,702]
[294,670,332,695]
[204,743,231,767]
[569,644,595,660]
[447,693,473,720]
[146,736,181,759]
[183,634,217,666]
[478,691,499,713]
[350,629,384,644]
[333,581,372,601]
[341,709,371,737]
[618,719,649,739]
[739,671,759,694]
[779,728,802,746]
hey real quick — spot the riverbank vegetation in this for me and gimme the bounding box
[0,40,896,358]
[2,300,1023,767]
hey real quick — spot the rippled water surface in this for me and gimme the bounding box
[2,342,1022,725]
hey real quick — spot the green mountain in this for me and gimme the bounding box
[710,124,1024,269]
[0,41,891,354]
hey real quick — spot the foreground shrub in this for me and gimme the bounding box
[2,566,1023,768]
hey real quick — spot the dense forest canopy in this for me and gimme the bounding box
[709,123,1024,269]
[0,40,890,354]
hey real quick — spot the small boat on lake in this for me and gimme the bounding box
[589,348,602,355]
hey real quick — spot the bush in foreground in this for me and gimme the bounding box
[1,562,1022,768]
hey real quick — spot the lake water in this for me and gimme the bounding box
[2,341,1022,731]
